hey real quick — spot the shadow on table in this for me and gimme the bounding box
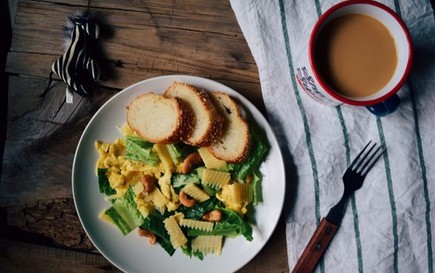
[0,0,13,180]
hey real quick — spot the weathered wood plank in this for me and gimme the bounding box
[11,1,81,54]
[6,51,263,108]
[10,0,254,68]
[6,198,94,250]
[0,239,122,273]
[12,0,245,54]
[237,220,290,273]
[0,76,116,205]
[37,0,89,6]
[90,0,244,38]
[7,0,263,107]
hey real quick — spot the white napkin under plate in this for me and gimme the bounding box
[230,0,435,272]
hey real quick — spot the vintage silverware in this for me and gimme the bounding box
[292,141,384,273]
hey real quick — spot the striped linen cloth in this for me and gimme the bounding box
[230,0,435,272]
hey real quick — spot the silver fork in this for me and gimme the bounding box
[292,141,384,273]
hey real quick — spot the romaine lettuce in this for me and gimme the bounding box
[141,211,175,256]
[98,168,116,196]
[124,136,159,165]
[172,172,200,188]
[105,188,144,235]
[177,197,220,220]
[104,207,133,235]
[251,169,263,205]
[230,127,270,181]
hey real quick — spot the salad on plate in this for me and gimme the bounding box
[93,82,270,260]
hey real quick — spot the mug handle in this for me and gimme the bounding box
[365,94,400,117]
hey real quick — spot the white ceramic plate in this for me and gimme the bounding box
[72,75,285,273]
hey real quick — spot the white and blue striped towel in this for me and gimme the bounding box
[230,0,435,272]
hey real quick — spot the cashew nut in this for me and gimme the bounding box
[138,228,157,245]
[141,174,156,194]
[179,191,196,207]
[202,210,222,222]
[181,152,203,174]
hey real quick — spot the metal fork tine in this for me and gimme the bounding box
[354,142,377,172]
[349,140,372,170]
[360,146,384,176]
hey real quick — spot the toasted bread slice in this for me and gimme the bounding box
[127,92,192,144]
[164,82,224,146]
[207,92,251,163]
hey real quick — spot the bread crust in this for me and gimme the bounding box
[126,92,193,144]
[164,82,224,147]
[207,92,251,163]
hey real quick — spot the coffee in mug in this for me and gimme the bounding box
[315,14,397,98]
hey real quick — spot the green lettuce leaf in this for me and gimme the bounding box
[177,197,220,220]
[97,168,116,196]
[110,188,144,233]
[124,136,159,165]
[172,172,201,189]
[141,211,175,256]
[230,127,270,181]
[251,169,263,205]
[104,207,133,235]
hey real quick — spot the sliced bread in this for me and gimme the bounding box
[164,82,224,147]
[207,92,251,163]
[126,92,193,144]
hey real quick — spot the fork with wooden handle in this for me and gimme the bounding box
[291,141,384,273]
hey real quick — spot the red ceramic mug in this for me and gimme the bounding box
[295,0,413,116]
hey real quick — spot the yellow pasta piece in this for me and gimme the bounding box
[149,188,167,214]
[159,172,177,201]
[229,182,252,204]
[153,144,176,172]
[191,235,223,255]
[201,169,230,190]
[198,147,227,170]
[158,171,180,212]
[179,219,214,232]
[181,183,210,202]
[173,212,185,223]
[164,216,188,249]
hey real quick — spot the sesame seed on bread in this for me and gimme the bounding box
[164,82,224,147]
[207,91,251,163]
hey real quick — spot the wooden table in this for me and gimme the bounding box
[0,1,289,272]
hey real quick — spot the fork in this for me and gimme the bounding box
[291,141,384,273]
